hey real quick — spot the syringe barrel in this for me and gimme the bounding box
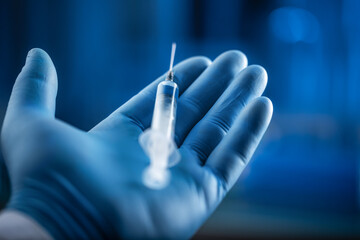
[151,80,179,139]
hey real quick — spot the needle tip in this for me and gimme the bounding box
[169,43,177,72]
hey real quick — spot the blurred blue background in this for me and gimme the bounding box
[0,0,359,238]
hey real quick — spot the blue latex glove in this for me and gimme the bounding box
[1,48,272,239]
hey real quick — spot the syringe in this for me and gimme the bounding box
[139,43,180,189]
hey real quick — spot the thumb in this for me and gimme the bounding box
[1,48,58,146]
[7,48,58,118]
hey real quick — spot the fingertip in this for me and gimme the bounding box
[177,56,212,70]
[208,50,248,81]
[245,65,268,86]
[190,56,212,67]
[256,96,273,115]
[8,48,58,117]
[233,65,268,97]
[21,48,57,82]
[26,48,52,63]
[27,48,48,56]
[218,50,248,69]
[173,56,212,93]
[250,97,273,128]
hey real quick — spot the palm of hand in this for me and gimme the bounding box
[1,49,272,239]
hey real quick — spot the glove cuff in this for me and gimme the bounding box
[7,171,115,239]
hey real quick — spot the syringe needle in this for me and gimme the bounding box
[169,43,176,72]
[166,43,176,81]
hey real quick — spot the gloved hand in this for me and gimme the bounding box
[1,48,272,239]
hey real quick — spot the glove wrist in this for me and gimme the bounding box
[8,171,115,239]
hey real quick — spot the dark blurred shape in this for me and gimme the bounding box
[0,0,359,238]
[0,158,9,209]
[269,7,320,43]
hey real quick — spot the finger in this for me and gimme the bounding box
[175,50,247,146]
[204,97,273,192]
[181,65,267,165]
[1,48,58,158]
[91,56,211,133]
[5,48,58,120]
